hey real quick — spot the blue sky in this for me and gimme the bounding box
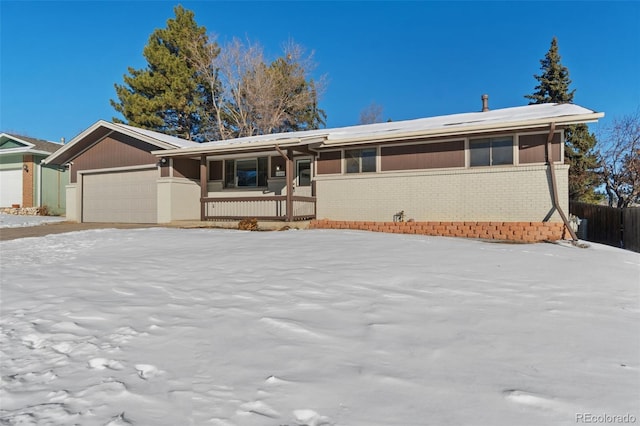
[1,1,638,143]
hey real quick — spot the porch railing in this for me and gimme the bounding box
[201,196,316,221]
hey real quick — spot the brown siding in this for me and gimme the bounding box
[160,162,170,177]
[209,160,223,180]
[270,156,285,177]
[519,132,561,164]
[317,151,341,174]
[70,133,158,183]
[381,140,464,171]
[174,158,200,179]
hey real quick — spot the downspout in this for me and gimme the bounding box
[546,122,578,241]
[37,160,42,210]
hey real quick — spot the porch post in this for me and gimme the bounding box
[286,148,294,222]
[200,154,207,221]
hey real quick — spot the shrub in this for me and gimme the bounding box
[238,218,259,231]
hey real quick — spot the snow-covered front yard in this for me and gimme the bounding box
[0,213,65,228]
[1,227,638,426]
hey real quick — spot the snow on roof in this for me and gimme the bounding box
[111,123,201,148]
[189,103,602,152]
[325,103,600,141]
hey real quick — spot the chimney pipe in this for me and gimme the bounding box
[60,137,66,144]
[481,94,489,112]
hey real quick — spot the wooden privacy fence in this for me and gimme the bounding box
[570,202,640,252]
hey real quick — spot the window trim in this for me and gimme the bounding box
[223,156,269,189]
[296,158,312,187]
[468,135,515,167]
[344,147,378,174]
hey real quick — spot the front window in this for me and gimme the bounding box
[345,148,376,173]
[470,137,513,167]
[224,157,268,188]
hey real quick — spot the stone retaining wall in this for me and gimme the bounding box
[0,207,45,216]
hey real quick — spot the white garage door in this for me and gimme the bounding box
[82,168,158,223]
[0,168,22,207]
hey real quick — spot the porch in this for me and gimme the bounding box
[201,194,316,221]
[182,144,319,222]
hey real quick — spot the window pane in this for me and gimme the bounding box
[225,159,235,188]
[257,157,268,186]
[492,138,513,165]
[236,159,257,187]
[470,140,490,167]
[345,149,360,173]
[361,148,377,172]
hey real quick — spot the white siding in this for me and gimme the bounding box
[0,168,22,207]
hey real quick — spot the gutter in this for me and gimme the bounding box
[152,135,326,158]
[320,113,604,147]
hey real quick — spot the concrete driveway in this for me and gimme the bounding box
[0,222,159,241]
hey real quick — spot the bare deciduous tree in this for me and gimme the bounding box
[359,102,384,125]
[188,36,326,140]
[599,110,640,208]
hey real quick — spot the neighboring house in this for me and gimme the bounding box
[43,102,604,240]
[0,133,67,215]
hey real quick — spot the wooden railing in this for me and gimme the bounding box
[201,195,316,221]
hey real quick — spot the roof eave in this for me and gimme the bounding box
[43,120,185,165]
[153,138,305,158]
[321,112,605,147]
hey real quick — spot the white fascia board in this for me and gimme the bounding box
[0,133,36,149]
[42,120,112,164]
[106,122,184,150]
[152,133,329,158]
[153,138,306,158]
[0,147,30,155]
[321,112,605,147]
[43,120,182,164]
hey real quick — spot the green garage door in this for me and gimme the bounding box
[82,168,157,223]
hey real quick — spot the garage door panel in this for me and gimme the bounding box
[82,169,157,223]
[0,168,23,207]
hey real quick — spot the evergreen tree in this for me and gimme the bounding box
[525,37,575,104]
[565,125,601,202]
[525,37,601,202]
[111,6,211,141]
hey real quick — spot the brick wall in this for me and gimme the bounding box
[22,155,34,208]
[310,219,568,242]
[315,164,569,223]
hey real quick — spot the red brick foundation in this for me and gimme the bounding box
[309,219,568,242]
